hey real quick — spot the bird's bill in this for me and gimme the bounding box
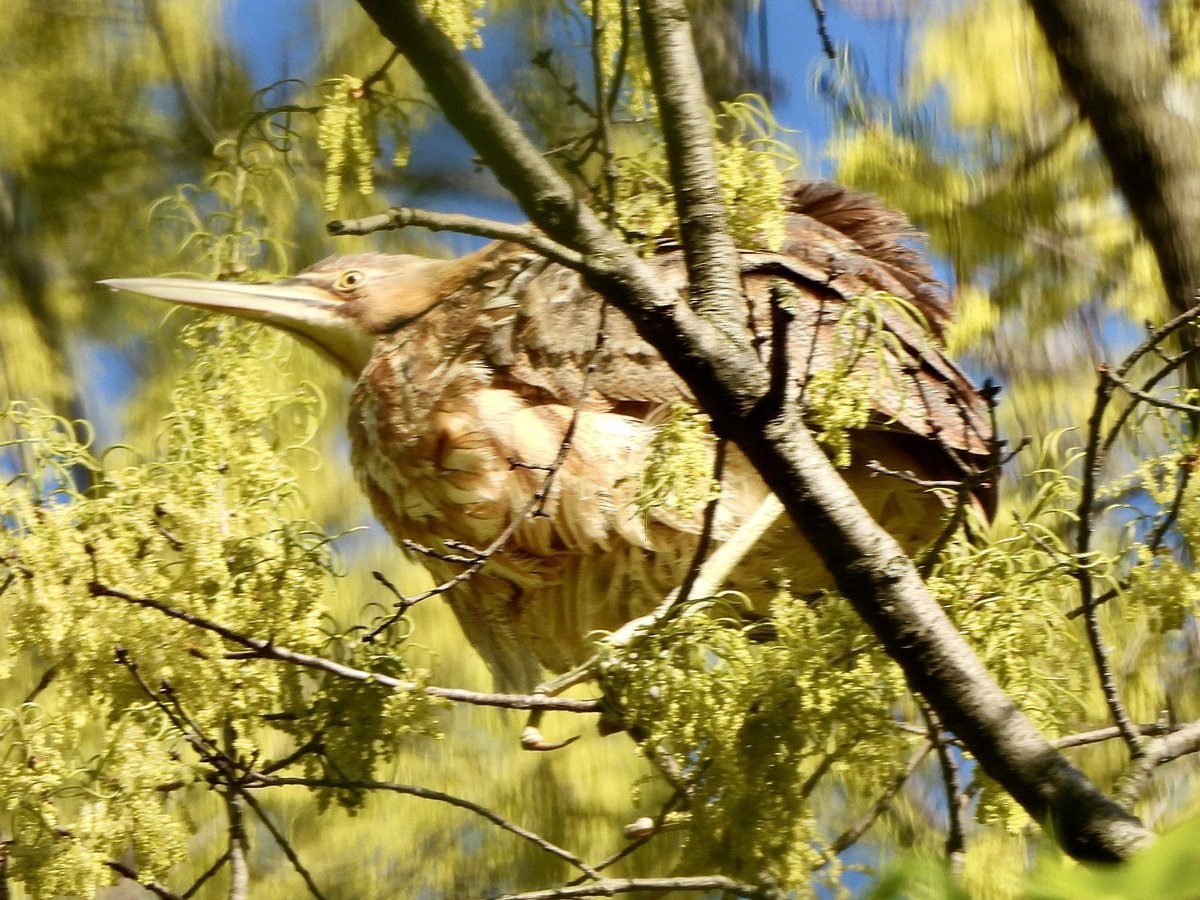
[99,277,373,378]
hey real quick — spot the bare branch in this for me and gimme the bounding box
[923,704,965,878]
[638,0,746,332]
[1076,365,1146,758]
[1053,723,1182,751]
[327,207,583,269]
[1117,720,1200,808]
[245,774,600,879]
[181,851,231,899]
[807,0,837,60]
[234,786,327,899]
[490,875,780,900]
[92,581,601,715]
[826,741,933,856]
[105,861,183,900]
[1106,368,1200,416]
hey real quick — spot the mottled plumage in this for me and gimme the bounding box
[106,182,994,691]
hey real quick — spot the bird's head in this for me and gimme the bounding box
[101,252,461,378]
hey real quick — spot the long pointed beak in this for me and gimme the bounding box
[100,277,374,378]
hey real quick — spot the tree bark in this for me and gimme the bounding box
[353,0,1151,861]
[1029,0,1200,319]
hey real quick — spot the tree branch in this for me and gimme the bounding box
[104,861,183,900]
[245,774,600,879]
[327,207,583,268]
[638,0,746,330]
[490,876,780,900]
[91,582,601,715]
[351,0,1152,860]
[1028,0,1200,325]
[1116,719,1200,809]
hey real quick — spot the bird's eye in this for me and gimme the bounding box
[336,269,367,291]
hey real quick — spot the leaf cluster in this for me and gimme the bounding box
[0,320,438,896]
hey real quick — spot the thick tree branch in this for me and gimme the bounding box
[1028,0,1200,323]
[352,0,1151,860]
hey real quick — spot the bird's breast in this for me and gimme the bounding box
[346,347,667,560]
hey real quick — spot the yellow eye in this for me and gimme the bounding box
[336,269,366,291]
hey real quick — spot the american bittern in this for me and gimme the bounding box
[105,182,993,691]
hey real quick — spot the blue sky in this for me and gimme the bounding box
[223,0,911,235]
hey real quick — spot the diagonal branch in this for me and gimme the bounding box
[351,0,1151,861]
[91,581,601,715]
[245,774,600,879]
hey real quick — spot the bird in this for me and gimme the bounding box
[104,182,994,692]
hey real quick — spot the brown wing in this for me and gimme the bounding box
[475,180,994,506]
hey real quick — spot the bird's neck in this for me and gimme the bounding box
[349,243,526,449]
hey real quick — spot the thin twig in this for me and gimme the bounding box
[826,741,934,856]
[807,0,836,60]
[490,876,779,900]
[234,785,327,899]
[104,861,183,900]
[1115,294,1200,379]
[261,736,324,776]
[92,582,601,714]
[1076,364,1145,758]
[567,789,687,886]
[245,774,601,879]
[327,207,583,269]
[1052,722,1181,751]
[21,666,58,705]
[1100,342,1200,458]
[361,49,401,92]
[1106,368,1200,416]
[923,704,965,878]
[181,850,231,899]
[673,439,727,607]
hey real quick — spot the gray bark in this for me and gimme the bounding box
[1029,0,1200,319]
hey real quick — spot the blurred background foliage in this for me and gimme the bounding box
[3,0,1200,897]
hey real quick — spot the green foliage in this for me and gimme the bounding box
[421,0,486,50]
[150,138,297,278]
[0,321,438,896]
[828,0,1165,443]
[613,95,797,253]
[634,402,720,529]
[316,72,425,210]
[601,590,909,893]
[318,76,381,210]
[805,290,933,468]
